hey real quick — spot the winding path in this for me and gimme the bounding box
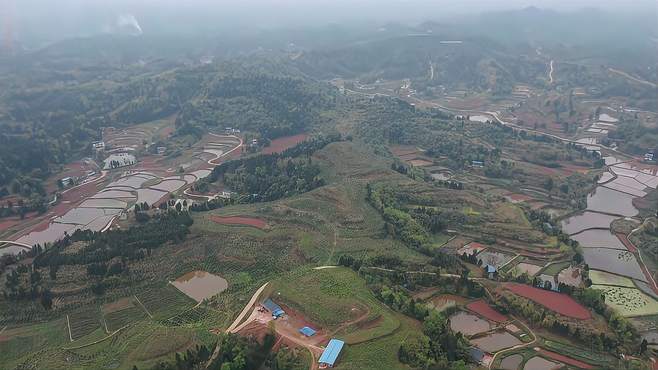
[548,60,555,84]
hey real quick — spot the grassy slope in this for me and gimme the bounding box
[273,267,400,344]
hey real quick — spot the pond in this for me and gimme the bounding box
[470,331,521,352]
[560,212,619,235]
[586,186,637,217]
[571,229,625,249]
[523,356,560,370]
[171,270,228,302]
[582,248,646,282]
[449,311,491,336]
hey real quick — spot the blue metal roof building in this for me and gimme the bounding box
[318,339,344,368]
[299,326,316,337]
[262,299,285,318]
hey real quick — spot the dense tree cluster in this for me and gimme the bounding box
[367,184,464,259]
[34,211,193,268]
[205,135,340,202]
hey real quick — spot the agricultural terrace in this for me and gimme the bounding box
[504,283,591,320]
[208,215,268,229]
[589,270,635,287]
[591,285,658,317]
[272,267,400,344]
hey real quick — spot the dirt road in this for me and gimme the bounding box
[609,68,657,88]
[548,60,555,84]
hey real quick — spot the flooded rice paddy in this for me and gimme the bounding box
[582,248,646,282]
[571,229,625,249]
[470,331,521,352]
[449,311,491,336]
[150,179,186,192]
[523,356,560,370]
[136,188,168,205]
[171,270,228,302]
[561,212,618,235]
[8,134,241,253]
[500,354,523,370]
[586,186,637,217]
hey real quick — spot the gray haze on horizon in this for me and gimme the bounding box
[2,0,657,46]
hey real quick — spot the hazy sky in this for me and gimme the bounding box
[2,0,656,45]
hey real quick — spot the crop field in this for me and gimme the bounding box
[543,340,615,367]
[0,318,69,367]
[69,307,102,340]
[103,304,148,332]
[273,267,399,344]
[589,270,635,287]
[504,283,591,319]
[591,285,658,317]
[135,284,196,320]
[208,215,268,229]
[539,261,571,276]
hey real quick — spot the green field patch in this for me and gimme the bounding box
[431,233,452,249]
[135,284,196,320]
[591,285,658,317]
[130,326,196,363]
[0,318,69,366]
[539,261,571,276]
[103,304,148,332]
[589,270,635,287]
[273,267,400,344]
[338,314,420,370]
[543,340,614,367]
[69,306,102,340]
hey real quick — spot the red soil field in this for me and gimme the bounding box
[616,233,637,253]
[209,215,267,229]
[466,300,508,323]
[538,349,594,369]
[262,134,308,155]
[504,283,591,320]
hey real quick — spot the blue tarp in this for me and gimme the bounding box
[299,326,316,337]
[263,299,284,317]
[485,264,497,273]
[318,339,344,367]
